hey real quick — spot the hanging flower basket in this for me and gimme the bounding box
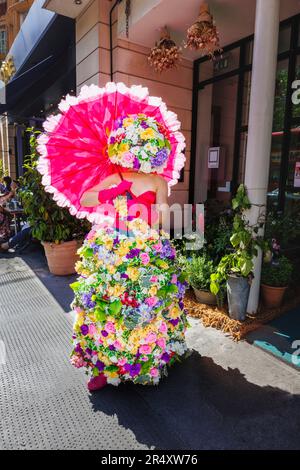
[148,27,181,73]
[186,3,221,58]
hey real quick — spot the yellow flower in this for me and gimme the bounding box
[114,196,128,218]
[126,267,140,281]
[128,218,149,234]
[107,265,117,275]
[140,128,155,140]
[123,117,134,127]
[135,237,146,250]
[118,142,130,153]
[169,306,181,319]
[160,261,169,270]
[113,284,126,297]
[148,285,158,297]
[107,285,115,297]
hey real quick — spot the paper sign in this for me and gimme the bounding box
[294,162,300,188]
[208,147,220,168]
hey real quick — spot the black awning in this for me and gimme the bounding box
[0,55,56,114]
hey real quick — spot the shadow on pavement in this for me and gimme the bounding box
[89,352,300,450]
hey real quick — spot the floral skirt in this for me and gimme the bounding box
[70,219,189,386]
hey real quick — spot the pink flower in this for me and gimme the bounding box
[150,275,158,283]
[95,337,103,345]
[150,367,159,378]
[171,274,177,284]
[145,296,159,307]
[86,230,96,240]
[139,344,152,355]
[117,357,127,366]
[157,337,166,349]
[122,152,135,165]
[88,324,96,336]
[144,332,157,344]
[159,322,168,334]
[70,355,87,369]
[140,252,150,265]
[105,321,115,334]
[141,356,149,362]
[153,241,162,252]
[113,340,123,351]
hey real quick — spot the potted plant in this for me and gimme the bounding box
[261,255,293,308]
[19,130,90,275]
[186,255,217,305]
[210,185,264,321]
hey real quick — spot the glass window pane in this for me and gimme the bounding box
[285,124,300,214]
[267,59,289,209]
[244,40,253,65]
[237,131,248,184]
[292,55,300,119]
[278,25,291,54]
[199,47,240,82]
[273,59,289,132]
[241,71,251,126]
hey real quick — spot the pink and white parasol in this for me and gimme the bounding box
[37,82,186,224]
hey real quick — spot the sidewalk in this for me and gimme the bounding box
[0,248,299,450]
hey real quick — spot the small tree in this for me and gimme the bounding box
[19,129,91,243]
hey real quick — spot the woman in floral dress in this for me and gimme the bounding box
[69,114,189,391]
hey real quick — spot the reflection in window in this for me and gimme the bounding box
[0,29,6,55]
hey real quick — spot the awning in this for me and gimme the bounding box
[0,55,56,114]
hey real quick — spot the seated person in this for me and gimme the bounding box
[0,205,12,244]
[0,222,31,252]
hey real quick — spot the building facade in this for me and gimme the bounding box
[0,0,298,313]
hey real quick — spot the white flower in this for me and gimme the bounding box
[106,377,121,386]
[131,146,141,156]
[140,150,149,160]
[140,161,152,173]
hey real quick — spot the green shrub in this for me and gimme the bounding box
[186,255,215,291]
[19,129,91,243]
[261,256,293,287]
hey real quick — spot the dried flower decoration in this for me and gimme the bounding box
[186,3,222,58]
[148,27,181,73]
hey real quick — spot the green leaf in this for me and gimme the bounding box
[108,299,122,316]
[70,281,80,292]
[95,308,107,322]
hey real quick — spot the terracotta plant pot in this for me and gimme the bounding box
[261,284,287,308]
[193,287,217,305]
[42,240,82,276]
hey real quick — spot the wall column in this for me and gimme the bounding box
[244,0,280,313]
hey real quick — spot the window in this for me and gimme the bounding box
[0,29,6,55]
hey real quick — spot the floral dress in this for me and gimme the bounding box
[70,177,189,386]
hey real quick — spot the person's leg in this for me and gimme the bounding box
[8,227,31,249]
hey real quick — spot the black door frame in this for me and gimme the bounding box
[189,13,300,212]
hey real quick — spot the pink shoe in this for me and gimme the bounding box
[87,374,107,391]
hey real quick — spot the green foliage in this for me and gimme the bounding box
[0,159,8,179]
[19,129,91,243]
[210,185,264,296]
[186,255,215,291]
[261,256,293,287]
[265,208,300,248]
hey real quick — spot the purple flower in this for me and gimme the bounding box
[160,240,175,259]
[86,348,92,356]
[177,281,186,296]
[161,352,170,363]
[121,273,129,279]
[80,325,89,336]
[96,360,105,371]
[133,157,140,170]
[141,121,148,129]
[169,319,179,327]
[126,248,140,259]
[129,363,142,377]
[113,237,120,246]
[74,344,83,354]
[101,330,108,337]
[82,292,96,310]
[150,148,169,167]
[109,345,116,351]
[179,300,184,310]
[109,136,116,144]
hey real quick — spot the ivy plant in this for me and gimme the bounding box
[210,185,264,296]
[19,129,91,243]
